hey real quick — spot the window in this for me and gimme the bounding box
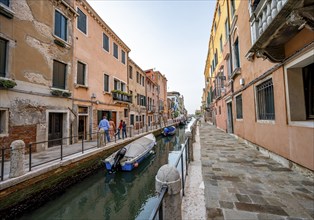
[0,0,9,7]
[121,82,126,92]
[121,50,125,64]
[0,109,8,135]
[233,38,240,69]
[104,74,109,92]
[114,79,120,90]
[225,19,229,42]
[124,109,128,117]
[130,114,134,125]
[137,72,139,83]
[220,35,223,53]
[54,10,67,41]
[77,61,86,85]
[53,60,66,89]
[0,38,7,77]
[103,33,109,52]
[129,65,133,79]
[231,0,235,17]
[256,79,275,120]
[303,63,314,119]
[77,8,86,34]
[236,94,243,119]
[113,43,118,59]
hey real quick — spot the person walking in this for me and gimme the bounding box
[122,121,127,139]
[109,118,115,140]
[116,120,123,139]
[98,115,110,142]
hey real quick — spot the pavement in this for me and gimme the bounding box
[197,119,314,220]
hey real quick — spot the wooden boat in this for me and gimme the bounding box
[103,133,156,172]
[162,126,176,136]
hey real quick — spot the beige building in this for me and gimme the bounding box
[145,69,168,124]
[204,0,314,171]
[0,0,77,149]
[146,73,158,126]
[127,58,146,129]
[72,0,131,139]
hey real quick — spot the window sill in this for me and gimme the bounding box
[0,4,14,19]
[289,121,314,128]
[75,84,88,89]
[256,119,275,124]
[236,118,243,121]
[53,36,71,49]
[103,91,111,95]
[0,133,9,137]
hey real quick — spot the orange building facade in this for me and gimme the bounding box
[204,0,314,171]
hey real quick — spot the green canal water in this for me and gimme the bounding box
[19,126,186,220]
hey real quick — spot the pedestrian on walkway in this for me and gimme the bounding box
[98,116,110,142]
[116,120,123,139]
[122,121,127,139]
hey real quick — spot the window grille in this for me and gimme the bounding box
[236,94,243,119]
[256,79,275,120]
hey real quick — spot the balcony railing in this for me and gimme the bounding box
[147,105,156,113]
[247,0,313,62]
[111,91,132,103]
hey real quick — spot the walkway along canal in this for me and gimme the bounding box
[3,126,188,219]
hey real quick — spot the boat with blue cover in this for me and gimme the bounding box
[103,133,156,172]
[162,126,176,136]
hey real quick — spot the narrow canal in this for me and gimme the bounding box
[19,126,187,220]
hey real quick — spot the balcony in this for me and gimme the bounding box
[247,0,314,62]
[111,90,132,103]
[147,105,156,113]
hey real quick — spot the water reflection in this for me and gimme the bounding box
[19,127,186,220]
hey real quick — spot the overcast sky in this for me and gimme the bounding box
[87,0,215,114]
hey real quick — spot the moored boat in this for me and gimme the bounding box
[162,126,176,136]
[103,133,156,172]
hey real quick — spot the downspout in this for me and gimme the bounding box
[226,0,234,94]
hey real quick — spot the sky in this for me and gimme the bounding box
[87,0,215,114]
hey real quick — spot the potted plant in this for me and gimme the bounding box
[0,78,17,89]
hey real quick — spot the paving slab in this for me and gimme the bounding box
[199,121,314,220]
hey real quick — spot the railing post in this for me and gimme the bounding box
[181,153,185,196]
[10,140,25,178]
[185,131,193,162]
[29,144,32,171]
[1,148,4,181]
[81,136,84,154]
[155,164,182,220]
[61,139,63,161]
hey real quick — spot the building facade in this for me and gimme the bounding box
[128,58,146,129]
[203,0,314,171]
[0,0,77,150]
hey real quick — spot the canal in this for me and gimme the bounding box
[19,126,187,220]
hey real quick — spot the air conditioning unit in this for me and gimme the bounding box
[240,78,245,86]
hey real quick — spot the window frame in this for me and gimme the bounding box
[0,108,9,137]
[77,7,87,35]
[76,61,86,86]
[235,94,243,119]
[121,50,126,64]
[104,74,109,92]
[113,42,118,59]
[54,9,68,42]
[129,65,133,79]
[0,37,8,78]
[103,33,109,52]
[52,60,67,90]
[255,78,275,122]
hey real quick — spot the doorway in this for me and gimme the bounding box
[48,113,63,147]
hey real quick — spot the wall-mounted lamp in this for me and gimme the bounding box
[91,93,96,99]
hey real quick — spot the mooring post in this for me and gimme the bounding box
[98,129,104,147]
[155,164,182,220]
[185,130,194,162]
[9,140,25,178]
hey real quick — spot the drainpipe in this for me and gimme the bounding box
[226,0,234,94]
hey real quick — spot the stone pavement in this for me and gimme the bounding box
[199,120,314,220]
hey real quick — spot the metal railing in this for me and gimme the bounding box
[149,136,190,220]
[0,147,10,181]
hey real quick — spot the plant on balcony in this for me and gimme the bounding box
[50,88,72,98]
[111,90,132,97]
[0,78,17,89]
